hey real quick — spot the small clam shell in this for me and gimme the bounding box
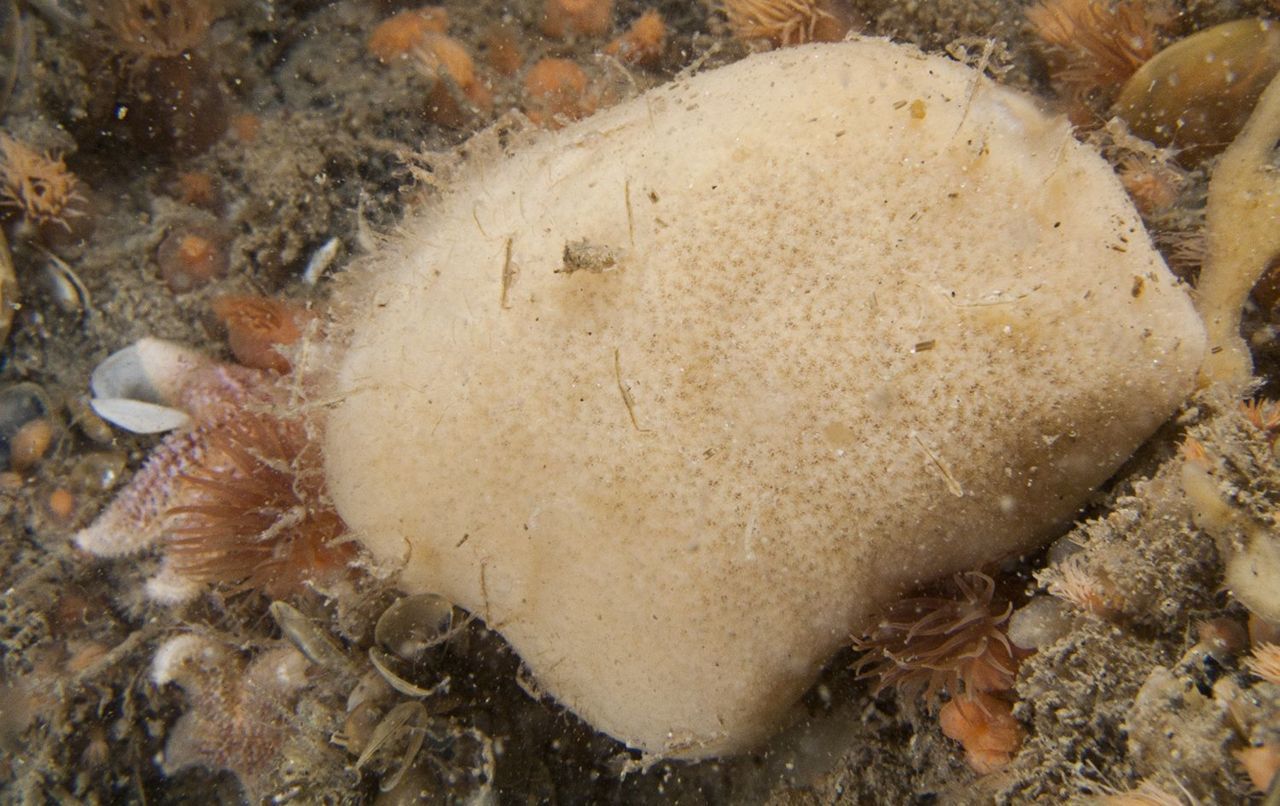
[374,593,456,661]
[88,398,191,434]
[1114,19,1280,160]
[90,338,211,404]
[39,251,88,316]
[0,382,52,470]
[0,228,16,346]
[269,601,361,677]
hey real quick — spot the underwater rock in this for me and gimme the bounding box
[323,40,1205,757]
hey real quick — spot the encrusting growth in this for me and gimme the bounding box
[1198,72,1280,388]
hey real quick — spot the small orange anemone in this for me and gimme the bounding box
[481,25,524,76]
[157,224,230,293]
[604,10,666,67]
[1042,554,1125,618]
[540,0,614,39]
[367,7,450,63]
[211,295,306,374]
[939,691,1027,774]
[523,58,594,127]
[415,33,492,128]
[1241,399,1280,437]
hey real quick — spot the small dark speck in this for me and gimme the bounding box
[456,533,470,548]
[1053,221,1061,228]
[1131,276,1144,297]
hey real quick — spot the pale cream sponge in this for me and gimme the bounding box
[323,40,1206,757]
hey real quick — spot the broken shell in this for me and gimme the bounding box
[354,700,429,793]
[39,251,89,316]
[347,670,394,714]
[339,699,385,756]
[67,451,128,492]
[1114,19,1280,160]
[374,593,456,661]
[87,398,191,434]
[301,236,341,285]
[269,601,360,677]
[368,646,451,699]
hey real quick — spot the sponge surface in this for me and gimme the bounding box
[324,40,1205,756]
